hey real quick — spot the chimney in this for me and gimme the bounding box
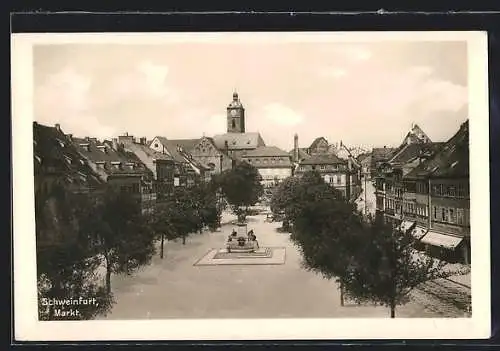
[111,138,119,150]
[55,123,61,132]
[293,133,299,162]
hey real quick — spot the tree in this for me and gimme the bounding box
[146,201,181,259]
[289,172,364,306]
[35,183,114,320]
[217,162,263,221]
[343,216,451,318]
[271,171,343,225]
[79,188,156,294]
[37,244,114,320]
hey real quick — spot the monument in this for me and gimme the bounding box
[226,222,258,253]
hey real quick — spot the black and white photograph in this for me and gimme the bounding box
[12,31,490,341]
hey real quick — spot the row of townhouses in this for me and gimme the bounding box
[33,91,368,250]
[373,121,470,264]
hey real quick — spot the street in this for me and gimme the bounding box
[99,211,469,319]
[355,176,377,217]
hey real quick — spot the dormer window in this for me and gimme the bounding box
[78,171,87,181]
[111,161,121,170]
[63,155,72,164]
[97,145,108,153]
[79,159,85,165]
[56,139,65,148]
[79,143,90,152]
[451,161,459,168]
[125,162,135,170]
[95,161,105,169]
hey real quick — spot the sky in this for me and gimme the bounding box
[33,37,469,151]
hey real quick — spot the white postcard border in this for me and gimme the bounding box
[11,31,491,341]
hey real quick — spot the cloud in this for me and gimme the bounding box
[262,103,304,126]
[35,66,118,139]
[321,45,372,62]
[319,67,348,78]
[109,60,179,103]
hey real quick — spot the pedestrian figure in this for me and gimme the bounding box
[247,229,254,241]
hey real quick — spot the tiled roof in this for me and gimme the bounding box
[72,136,149,177]
[357,153,371,162]
[300,153,346,165]
[165,138,201,152]
[309,137,328,150]
[404,120,469,179]
[389,142,444,166]
[371,147,397,163]
[212,132,266,150]
[242,146,290,157]
[33,122,103,188]
[288,148,311,160]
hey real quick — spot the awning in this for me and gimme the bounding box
[411,226,428,240]
[399,220,416,233]
[420,231,463,249]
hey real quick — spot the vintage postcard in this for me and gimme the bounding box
[12,31,491,341]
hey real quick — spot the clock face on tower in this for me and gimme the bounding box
[230,109,237,116]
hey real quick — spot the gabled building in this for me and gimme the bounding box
[402,120,470,264]
[295,154,361,201]
[241,146,294,188]
[72,134,156,214]
[33,122,104,247]
[148,135,211,186]
[370,146,397,179]
[118,138,176,202]
[189,136,234,175]
[307,137,330,156]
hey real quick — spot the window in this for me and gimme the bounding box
[232,120,236,129]
[154,143,158,148]
[457,208,465,225]
[433,206,438,220]
[320,165,325,170]
[449,185,456,197]
[449,208,456,223]
[441,207,448,222]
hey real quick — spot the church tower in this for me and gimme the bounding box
[227,91,245,133]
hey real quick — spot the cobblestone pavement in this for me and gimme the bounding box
[100,211,470,320]
[411,277,472,317]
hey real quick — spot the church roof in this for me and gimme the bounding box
[161,137,201,152]
[212,132,266,150]
[242,146,290,157]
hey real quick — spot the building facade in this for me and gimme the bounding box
[295,154,361,201]
[118,137,176,202]
[375,121,470,264]
[241,146,294,188]
[33,122,104,248]
[71,134,156,214]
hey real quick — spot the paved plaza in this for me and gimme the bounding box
[99,211,469,320]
